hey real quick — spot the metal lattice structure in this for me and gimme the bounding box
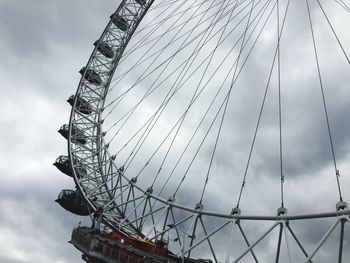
[57,0,350,262]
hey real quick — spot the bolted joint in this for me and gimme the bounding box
[145,187,153,195]
[195,203,203,211]
[277,206,288,216]
[336,201,348,211]
[231,207,241,215]
[167,196,176,203]
[129,177,137,184]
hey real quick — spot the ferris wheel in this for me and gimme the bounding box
[55,0,350,262]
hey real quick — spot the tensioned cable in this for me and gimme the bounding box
[105,0,249,107]
[199,0,256,205]
[104,0,260,133]
[115,0,247,78]
[171,0,243,202]
[102,1,237,121]
[277,0,284,208]
[316,0,350,64]
[88,0,266,219]
[120,0,233,169]
[103,0,248,121]
[306,0,343,202]
[120,0,246,63]
[119,0,204,65]
[235,0,291,209]
[121,0,222,61]
[160,0,275,198]
[142,0,188,32]
[109,0,271,180]
[123,0,270,175]
[148,0,238,188]
[104,0,262,160]
[104,0,216,134]
[106,0,251,97]
[101,0,270,202]
[100,0,272,225]
[104,0,257,145]
[172,89,231,197]
[148,0,182,12]
[173,0,277,197]
[335,0,350,13]
[112,0,221,87]
[103,0,208,116]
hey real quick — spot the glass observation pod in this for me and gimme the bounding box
[79,67,103,85]
[55,189,90,216]
[67,95,93,115]
[110,13,129,31]
[94,40,115,59]
[53,155,87,178]
[58,124,87,145]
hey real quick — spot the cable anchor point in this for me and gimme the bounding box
[336,201,348,211]
[195,203,203,211]
[277,206,288,216]
[231,207,241,216]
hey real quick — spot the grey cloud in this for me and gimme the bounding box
[0,0,120,262]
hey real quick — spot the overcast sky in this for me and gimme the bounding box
[0,0,350,262]
[0,1,120,262]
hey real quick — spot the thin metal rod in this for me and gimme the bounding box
[338,219,345,263]
[149,214,193,241]
[118,195,147,226]
[145,205,169,238]
[304,219,340,263]
[286,222,312,262]
[306,0,343,202]
[237,222,259,263]
[275,223,283,263]
[234,222,279,262]
[161,207,171,235]
[283,222,293,263]
[121,185,133,213]
[225,221,237,263]
[184,220,231,254]
[199,217,218,263]
[108,195,144,212]
[188,215,200,258]
[121,206,164,228]
[171,208,184,246]
[139,196,151,227]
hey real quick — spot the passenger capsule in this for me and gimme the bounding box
[58,124,87,145]
[53,155,87,178]
[55,189,90,216]
[79,67,103,85]
[111,14,128,31]
[94,40,115,59]
[67,95,93,115]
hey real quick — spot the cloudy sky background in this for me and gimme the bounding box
[1,0,350,262]
[0,1,119,262]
